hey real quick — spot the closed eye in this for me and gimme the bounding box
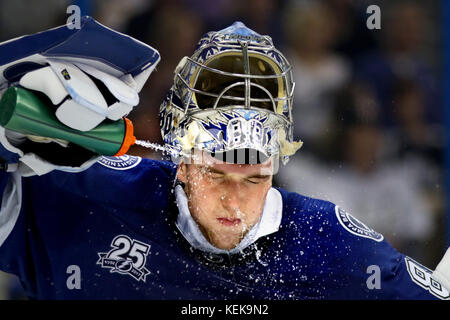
[210,172,225,179]
[202,168,226,180]
[246,175,270,184]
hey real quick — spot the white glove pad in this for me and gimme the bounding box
[75,62,139,106]
[19,66,67,105]
[49,59,109,131]
[75,62,138,121]
[17,58,141,132]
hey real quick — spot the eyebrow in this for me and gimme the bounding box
[203,167,225,174]
[202,166,271,179]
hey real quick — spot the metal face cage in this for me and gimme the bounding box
[174,39,295,127]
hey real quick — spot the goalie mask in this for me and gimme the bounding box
[159,21,302,165]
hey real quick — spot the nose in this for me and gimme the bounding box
[221,184,242,214]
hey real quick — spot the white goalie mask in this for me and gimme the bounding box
[159,21,302,166]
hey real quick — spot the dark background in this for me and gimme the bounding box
[0,0,447,299]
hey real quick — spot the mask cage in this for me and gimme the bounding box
[174,42,295,126]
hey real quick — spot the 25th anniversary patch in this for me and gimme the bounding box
[97,235,150,282]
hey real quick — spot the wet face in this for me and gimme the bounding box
[176,153,273,250]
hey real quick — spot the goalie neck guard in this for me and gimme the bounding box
[159,21,302,165]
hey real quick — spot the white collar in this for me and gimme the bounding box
[174,185,283,254]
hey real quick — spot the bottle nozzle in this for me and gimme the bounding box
[114,117,136,156]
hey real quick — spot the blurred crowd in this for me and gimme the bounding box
[0,0,447,299]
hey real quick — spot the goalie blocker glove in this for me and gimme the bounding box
[0,16,160,176]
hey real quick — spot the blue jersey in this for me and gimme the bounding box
[0,156,447,300]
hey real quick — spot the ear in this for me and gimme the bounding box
[176,161,188,184]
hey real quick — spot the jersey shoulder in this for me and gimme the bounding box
[26,156,178,210]
[275,188,387,253]
[274,189,447,300]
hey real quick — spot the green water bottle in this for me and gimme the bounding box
[0,86,136,156]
